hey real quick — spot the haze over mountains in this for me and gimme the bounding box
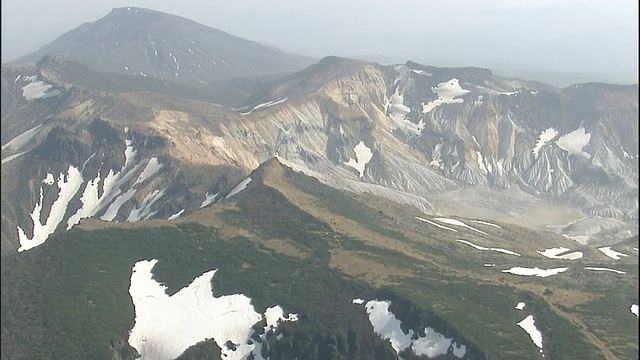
[1,6,638,360]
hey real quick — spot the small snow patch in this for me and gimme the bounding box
[469,220,501,229]
[200,192,218,208]
[631,304,639,317]
[42,173,55,185]
[352,298,365,304]
[598,247,629,260]
[515,302,526,310]
[344,141,373,178]
[584,267,626,275]
[537,247,583,260]
[502,267,568,278]
[168,209,185,220]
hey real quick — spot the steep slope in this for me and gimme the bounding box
[2,158,637,359]
[17,7,314,83]
[1,55,637,254]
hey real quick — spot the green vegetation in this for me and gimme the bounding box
[2,173,637,359]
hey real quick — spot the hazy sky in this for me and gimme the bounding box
[2,0,638,83]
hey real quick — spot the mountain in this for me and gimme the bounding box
[2,157,637,359]
[17,7,315,83]
[1,55,638,254]
[1,8,638,360]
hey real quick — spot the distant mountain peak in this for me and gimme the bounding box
[18,7,315,83]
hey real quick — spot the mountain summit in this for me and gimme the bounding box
[18,7,315,83]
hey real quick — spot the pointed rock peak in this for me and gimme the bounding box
[250,157,288,182]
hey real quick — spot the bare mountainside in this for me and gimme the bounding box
[16,7,315,83]
[1,54,637,254]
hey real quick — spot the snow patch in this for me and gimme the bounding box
[352,298,364,304]
[364,300,466,358]
[168,209,185,220]
[584,267,625,275]
[1,151,29,164]
[502,267,568,277]
[537,247,583,260]
[598,247,629,260]
[1,124,43,152]
[344,141,373,178]
[515,302,526,310]
[387,88,424,136]
[42,173,55,185]
[238,98,288,115]
[517,315,544,349]
[469,220,501,228]
[17,166,83,252]
[433,217,488,235]
[416,216,457,232]
[631,304,639,317]
[456,239,521,256]
[532,128,558,159]
[22,80,61,100]
[128,259,297,360]
[421,78,470,114]
[133,158,162,186]
[555,127,591,159]
[200,192,219,208]
[127,189,166,222]
[224,178,252,199]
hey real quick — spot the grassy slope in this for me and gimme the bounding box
[1,161,637,359]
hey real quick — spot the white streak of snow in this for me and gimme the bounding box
[433,218,488,235]
[1,124,43,151]
[416,216,457,232]
[532,128,558,159]
[469,220,501,228]
[598,247,629,260]
[456,239,521,256]
[517,315,543,349]
[17,166,83,252]
[133,158,163,186]
[584,267,626,275]
[502,267,568,277]
[168,209,185,220]
[1,151,29,164]
[225,178,252,199]
[200,192,218,208]
[537,247,583,260]
[352,298,364,304]
[127,189,166,222]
